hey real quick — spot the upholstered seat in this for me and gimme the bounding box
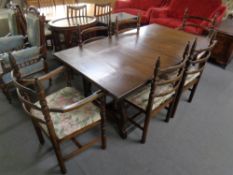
[126,84,174,110]
[31,87,101,139]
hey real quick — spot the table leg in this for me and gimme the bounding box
[116,100,128,139]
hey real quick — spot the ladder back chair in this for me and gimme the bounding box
[115,14,141,37]
[94,3,111,19]
[183,39,218,102]
[122,44,189,143]
[170,38,217,120]
[178,9,217,35]
[67,5,87,18]
[79,25,110,47]
[10,56,107,174]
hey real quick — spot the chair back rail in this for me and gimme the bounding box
[94,3,111,17]
[67,5,87,18]
[115,14,141,36]
[179,8,217,35]
[79,26,110,46]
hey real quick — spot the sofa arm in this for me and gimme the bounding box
[149,7,169,19]
[113,0,132,10]
[210,5,227,25]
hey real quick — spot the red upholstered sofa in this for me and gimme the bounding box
[149,0,226,35]
[113,0,169,25]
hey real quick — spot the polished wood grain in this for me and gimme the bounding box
[55,24,209,99]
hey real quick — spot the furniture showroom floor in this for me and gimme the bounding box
[1,53,233,175]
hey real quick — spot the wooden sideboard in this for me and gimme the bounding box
[211,17,233,68]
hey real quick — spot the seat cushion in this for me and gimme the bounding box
[0,35,24,53]
[150,17,182,28]
[126,84,174,110]
[1,46,41,83]
[113,8,149,24]
[31,87,101,139]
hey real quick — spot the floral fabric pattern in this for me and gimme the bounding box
[31,87,101,139]
[126,84,174,110]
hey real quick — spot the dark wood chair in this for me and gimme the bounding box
[115,14,141,37]
[10,56,106,174]
[79,26,110,47]
[12,4,27,36]
[169,38,217,120]
[94,3,112,34]
[183,39,217,102]
[67,5,87,18]
[178,9,217,35]
[94,3,111,19]
[121,44,189,143]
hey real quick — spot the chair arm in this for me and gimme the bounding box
[0,35,25,53]
[50,90,105,113]
[38,66,67,82]
[149,7,169,19]
[113,0,132,10]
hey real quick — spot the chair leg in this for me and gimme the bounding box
[31,121,45,145]
[165,103,174,123]
[141,114,151,144]
[50,138,67,174]
[2,87,12,104]
[188,83,198,103]
[100,119,106,150]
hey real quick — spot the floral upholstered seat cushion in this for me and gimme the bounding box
[31,87,101,139]
[185,65,201,86]
[126,84,175,110]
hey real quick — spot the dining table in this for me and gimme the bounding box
[54,24,210,137]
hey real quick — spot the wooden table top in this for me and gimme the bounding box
[48,16,96,30]
[54,24,209,99]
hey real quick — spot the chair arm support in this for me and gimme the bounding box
[50,90,105,113]
[38,66,67,82]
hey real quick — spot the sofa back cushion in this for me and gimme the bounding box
[169,0,222,19]
[188,0,222,18]
[131,0,163,11]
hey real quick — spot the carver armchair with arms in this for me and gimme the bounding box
[10,56,106,173]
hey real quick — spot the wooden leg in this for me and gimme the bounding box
[31,120,45,145]
[188,83,198,103]
[1,86,12,104]
[165,103,173,123]
[100,96,106,149]
[118,101,128,139]
[82,77,92,97]
[141,114,151,144]
[50,138,67,174]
